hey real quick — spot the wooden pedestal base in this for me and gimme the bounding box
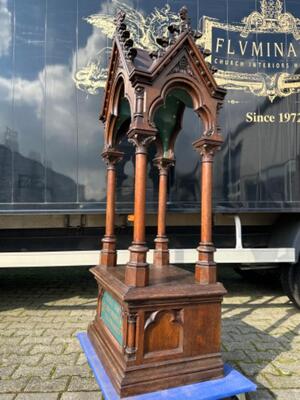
[88,265,226,398]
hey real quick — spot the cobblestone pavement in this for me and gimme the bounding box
[0,266,299,399]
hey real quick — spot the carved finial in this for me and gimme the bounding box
[156,37,169,49]
[114,9,126,29]
[179,6,190,33]
[114,9,137,62]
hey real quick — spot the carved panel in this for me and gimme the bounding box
[168,55,195,78]
[144,309,183,355]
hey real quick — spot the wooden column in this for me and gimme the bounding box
[153,157,174,267]
[193,136,223,284]
[100,149,123,267]
[125,132,155,287]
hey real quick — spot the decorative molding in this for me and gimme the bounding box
[144,310,183,355]
[102,147,124,168]
[153,157,175,176]
[168,55,195,78]
[193,137,223,161]
[125,312,138,357]
[134,86,145,117]
[128,133,156,154]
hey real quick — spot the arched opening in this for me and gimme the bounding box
[152,88,205,266]
[153,88,204,206]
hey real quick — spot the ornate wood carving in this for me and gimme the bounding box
[125,312,138,358]
[88,6,227,397]
[168,55,195,78]
[144,310,183,355]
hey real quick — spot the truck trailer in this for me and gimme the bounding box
[0,0,300,307]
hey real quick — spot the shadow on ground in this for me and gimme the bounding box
[0,265,299,399]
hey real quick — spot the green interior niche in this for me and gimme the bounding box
[113,96,131,141]
[154,89,193,157]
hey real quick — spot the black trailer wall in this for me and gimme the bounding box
[0,0,300,213]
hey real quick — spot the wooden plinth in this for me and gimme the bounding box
[87,265,226,397]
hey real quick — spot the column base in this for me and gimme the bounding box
[100,236,117,267]
[196,242,216,284]
[125,243,149,286]
[195,263,217,284]
[154,236,169,267]
[125,265,149,287]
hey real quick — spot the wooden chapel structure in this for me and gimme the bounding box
[88,7,227,397]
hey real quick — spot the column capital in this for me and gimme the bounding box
[102,147,124,168]
[193,135,223,162]
[153,157,175,175]
[128,130,156,154]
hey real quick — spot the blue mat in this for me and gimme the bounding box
[77,332,256,400]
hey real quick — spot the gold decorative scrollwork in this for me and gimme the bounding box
[73,0,300,101]
[241,0,300,39]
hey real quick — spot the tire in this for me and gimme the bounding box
[280,263,300,309]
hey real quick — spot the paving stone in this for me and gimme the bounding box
[264,374,300,389]
[246,350,280,363]
[24,377,69,392]
[222,350,250,362]
[253,340,289,352]
[13,329,45,337]
[0,337,24,346]
[63,342,82,355]
[0,354,42,367]
[0,379,28,393]
[75,354,88,366]
[1,267,300,397]
[30,344,64,355]
[272,361,299,376]
[0,329,17,337]
[222,341,257,352]
[274,389,300,399]
[21,336,54,345]
[237,361,279,376]
[67,377,100,391]
[60,392,101,400]
[40,353,78,366]
[0,365,18,379]
[0,344,33,356]
[246,389,275,399]
[15,394,59,400]
[53,365,91,379]
[12,364,53,379]
[43,328,76,336]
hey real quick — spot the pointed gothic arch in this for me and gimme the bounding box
[88,7,227,396]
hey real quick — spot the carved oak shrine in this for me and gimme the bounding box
[88,7,227,397]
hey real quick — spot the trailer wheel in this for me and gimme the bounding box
[280,263,300,309]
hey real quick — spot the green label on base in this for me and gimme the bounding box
[100,291,123,346]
